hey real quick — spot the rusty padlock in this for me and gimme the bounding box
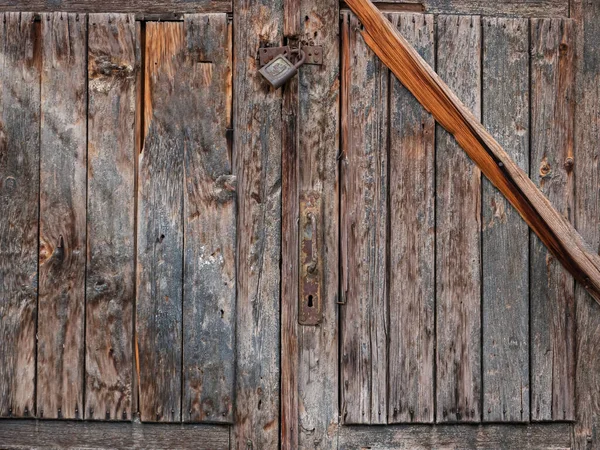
[259,48,306,89]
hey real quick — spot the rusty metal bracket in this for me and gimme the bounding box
[299,192,323,325]
[258,45,323,67]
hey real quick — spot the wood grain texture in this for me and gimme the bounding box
[435,14,481,423]
[137,21,184,423]
[387,12,435,425]
[340,11,388,425]
[232,0,283,445]
[530,18,575,422]
[0,420,229,449]
[481,17,529,423]
[0,12,40,419]
[344,0,600,307]
[182,13,235,424]
[572,0,600,447]
[338,423,573,449]
[37,12,87,420]
[86,13,136,422]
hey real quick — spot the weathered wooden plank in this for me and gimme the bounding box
[37,12,87,420]
[435,14,481,423]
[0,1,232,15]
[572,0,600,448]
[340,11,388,425]
[386,12,435,425]
[481,17,529,423]
[338,423,573,449]
[530,18,575,422]
[137,21,185,423]
[0,420,229,449]
[182,13,235,424]
[232,0,283,444]
[0,12,40,419]
[86,13,136,422]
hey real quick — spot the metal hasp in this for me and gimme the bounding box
[299,192,323,325]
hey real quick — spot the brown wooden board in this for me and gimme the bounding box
[387,12,435,425]
[232,0,283,445]
[37,12,87,420]
[0,420,229,449]
[136,21,185,423]
[0,12,40,419]
[340,11,389,425]
[435,14,482,423]
[85,13,137,422]
[572,0,600,447]
[530,18,576,422]
[182,13,235,424]
[481,17,529,423]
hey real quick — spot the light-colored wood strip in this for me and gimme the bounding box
[37,12,87,420]
[341,11,388,425]
[435,14,481,423]
[182,13,235,424]
[481,17,529,423]
[136,21,184,422]
[387,12,435,424]
[0,12,40,419]
[530,18,576,422]
[85,13,136,421]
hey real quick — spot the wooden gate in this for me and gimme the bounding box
[0,1,599,449]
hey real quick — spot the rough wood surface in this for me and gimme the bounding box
[572,0,600,447]
[530,18,575,422]
[435,14,481,423]
[182,13,235,424]
[137,21,185,423]
[0,1,231,15]
[338,423,573,449]
[340,11,388,425]
[481,17,529,423]
[387,12,435,425]
[344,0,600,307]
[0,420,229,449]
[232,0,283,445]
[85,13,136,422]
[0,12,40,419]
[37,12,87,420]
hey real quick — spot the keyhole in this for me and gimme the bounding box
[308,295,313,308]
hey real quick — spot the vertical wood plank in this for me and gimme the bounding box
[0,12,40,419]
[37,12,87,420]
[232,0,283,445]
[572,0,600,447]
[340,11,388,425]
[481,17,530,423]
[137,21,184,423]
[86,13,136,421]
[530,18,575,422]
[387,12,435,425]
[435,14,481,423]
[182,13,235,424]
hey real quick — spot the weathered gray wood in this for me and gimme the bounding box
[86,13,136,422]
[137,21,184,422]
[530,18,575,422]
[387,12,435,425]
[338,423,573,449]
[572,1,600,447]
[182,13,235,424]
[435,14,481,423]
[232,0,283,444]
[340,11,388,425]
[37,12,87,420]
[0,420,229,449]
[0,12,40,419]
[481,17,529,423]
[0,1,231,15]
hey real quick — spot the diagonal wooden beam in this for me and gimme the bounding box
[344,0,600,306]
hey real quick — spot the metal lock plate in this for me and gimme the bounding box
[299,192,322,325]
[259,54,298,89]
[259,45,323,67]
